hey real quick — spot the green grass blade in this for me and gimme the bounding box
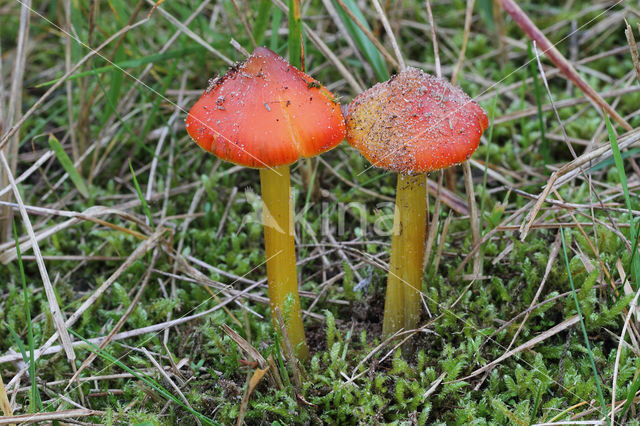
[68,1,84,62]
[560,227,610,425]
[288,0,303,69]
[587,147,640,173]
[606,114,640,291]
[272,331,291,389]
[270,6,283,52]
[527,42,549,167]
[5,322,28,369]
[108,0,128,25]
[101,46,125,127]
[253,0,272,46]
[13,221,41,411]
[529,381,543,424]
[129,160,155,231]
[333,0,389,81]
[619,368,640,420]
[606,115,633,213]
[4,322,43,411]
[48,134,89,199]
[520,76,529,148]
[477,0,495,31]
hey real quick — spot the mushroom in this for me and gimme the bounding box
[345,67,488,338]
[186,47,346,359]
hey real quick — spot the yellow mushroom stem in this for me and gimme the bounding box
[260,165,309,360]
[382,173,428,339]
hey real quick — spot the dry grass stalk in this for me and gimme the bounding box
[610,285,640,425]
[423,372,446,399]
[142,347,201,426]
[5,227,165,391]
[0,151,76,364]
[0,151,55,200]
[499,0,631,130]
[519,128,640,240]
[1,0,31,243]
[0,19,149,151]
[625,21,640,85]
[450,0,475,85]
[224,318,273,426]
[426,178,469,215]
[478,283,611,354]
[291,5,363,91]
[347,328,408,382]
[424,172,443,272]
[147,108,183,201]
[215,186,238,239]
[0,304,237,366]
[506,231,562,351]
[145,2,233,65]
[530,39,631,297]
[433,213,452,274]
[86,0,211,186]
[229,0,256,49]
[371,0,406,70]
[494,85,640,125]
[229,38,250,57]
[462,161,482,278]
[454,315,580,382]
[178,252,327,319]
[0,370,12,423]
[0,36,5,131]
[456,201,534,275]
[318,156,393,202]
[0,204,149,264]
[274,307,303,389]
[477,45,632,103]
[424,0,441,78]
[237,366,269,426]
[532,42,578,158]
[554,189,640,350]
[222,324,269,369]
[0,409,104,425]
[63,0,79,162]
[335,0,399,68]
[67,252,159,386]
[492,0,507,65]
[321,6,370,86]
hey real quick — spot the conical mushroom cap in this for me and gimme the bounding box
[186,47,346,168]
[345,67,488,174]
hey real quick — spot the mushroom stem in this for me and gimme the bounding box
[260,165,309,360]
[383,173,428,339]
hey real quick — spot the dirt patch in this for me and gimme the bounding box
[306,320,328,354]
[306,290,386,355]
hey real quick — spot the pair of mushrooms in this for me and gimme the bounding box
[186,47,488,359]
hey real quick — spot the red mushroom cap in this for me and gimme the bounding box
[186,47,346,168]
[345,67,488,174]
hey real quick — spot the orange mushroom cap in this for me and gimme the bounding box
[345,67,488,174]
[186,47,346,168]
